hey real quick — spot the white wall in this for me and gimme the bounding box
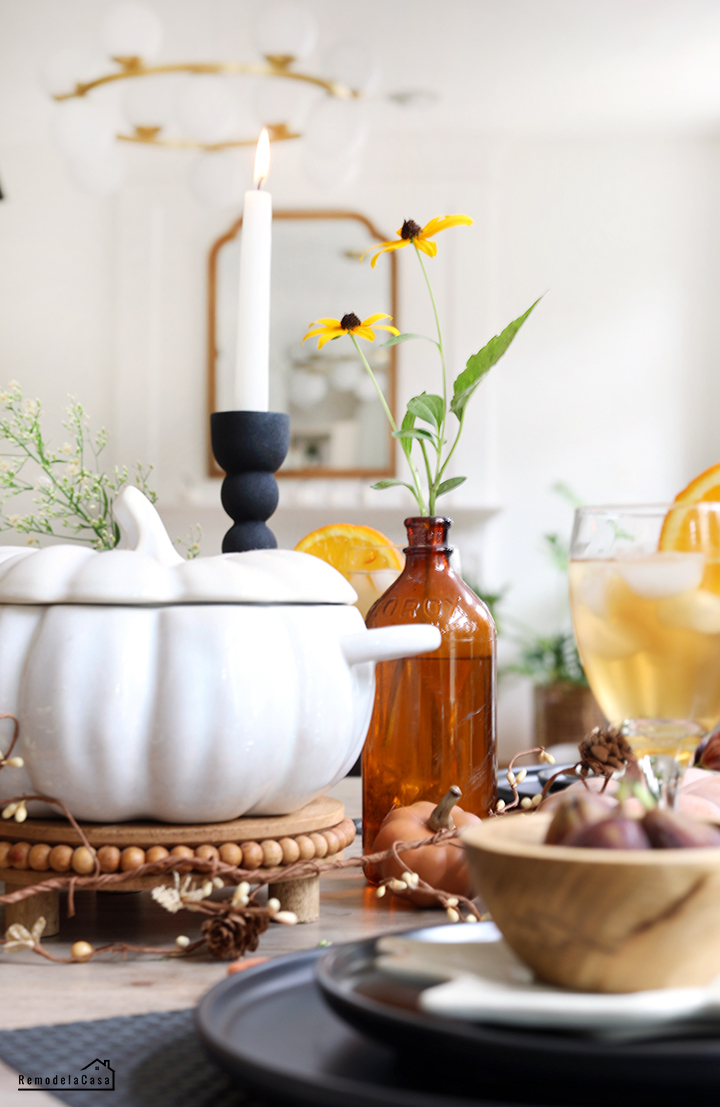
[481,136,720,754]
[1,1,720,760]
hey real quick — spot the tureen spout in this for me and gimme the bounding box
[340,625,441,667]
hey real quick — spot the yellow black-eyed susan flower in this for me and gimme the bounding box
[360,214,473,268]
[302,312,399,350]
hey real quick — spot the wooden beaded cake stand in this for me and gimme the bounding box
[0,796,354,935]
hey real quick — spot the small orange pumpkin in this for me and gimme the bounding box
[372,786,481,906]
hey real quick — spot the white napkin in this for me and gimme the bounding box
[376,931,720,1040]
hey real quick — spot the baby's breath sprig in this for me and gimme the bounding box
[175,523,203,561]
[0,382,157,550]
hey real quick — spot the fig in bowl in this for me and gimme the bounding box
[461,808,720,993]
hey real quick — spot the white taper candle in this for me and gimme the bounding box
[234,129,272,411]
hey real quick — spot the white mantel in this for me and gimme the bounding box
[159,477,500,570]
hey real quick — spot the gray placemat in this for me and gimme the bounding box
[0,1008,266,1106]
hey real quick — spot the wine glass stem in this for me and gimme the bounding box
[637,754,683,809]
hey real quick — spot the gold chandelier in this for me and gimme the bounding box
[51,54,360,152]
[42,2,374,198]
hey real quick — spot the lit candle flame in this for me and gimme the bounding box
[254,128,271,188]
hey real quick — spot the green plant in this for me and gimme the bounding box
[0,382,200,557]
[507,629,587,686]
[506,483,587,686]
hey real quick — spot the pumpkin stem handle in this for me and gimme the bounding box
[428,786,462,831]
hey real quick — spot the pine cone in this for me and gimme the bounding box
[578,726,635,778]
[201,910,269,960]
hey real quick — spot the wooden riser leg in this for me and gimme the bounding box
[4,884,60,937]
[268,874,320,923]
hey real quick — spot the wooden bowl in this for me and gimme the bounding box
[462,813,720,993]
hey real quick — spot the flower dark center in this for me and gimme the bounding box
[400,219,422,240]
[340,312,361,330]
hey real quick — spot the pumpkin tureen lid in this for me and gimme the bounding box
[0,488,357,606]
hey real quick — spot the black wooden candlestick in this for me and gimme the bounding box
[210,411,290,553]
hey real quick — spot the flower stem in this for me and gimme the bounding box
[437,414,464,484]
[350,334,427,514]
[419,439,434,494]
[414,246,446,399]
[350,335,397,431]
[414,245,448,514]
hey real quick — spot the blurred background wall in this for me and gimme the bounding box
[1,0,720,758]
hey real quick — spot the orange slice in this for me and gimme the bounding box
[659,462,720,559]
[670,462,720,507]
[294,523,403,579]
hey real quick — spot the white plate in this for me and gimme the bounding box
[376,931,720,1040]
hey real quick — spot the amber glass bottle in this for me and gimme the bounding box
[362,517,497,867]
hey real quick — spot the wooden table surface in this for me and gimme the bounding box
[0,777,451,1103]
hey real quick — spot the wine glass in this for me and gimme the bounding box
[569,503,720,805]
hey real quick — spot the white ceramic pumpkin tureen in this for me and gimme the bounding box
[0,488,439,824]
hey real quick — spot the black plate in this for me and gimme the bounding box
[496,764,573,805]
[316,924,720,1107]
[537,764,576,787]
[197,947,537,1107]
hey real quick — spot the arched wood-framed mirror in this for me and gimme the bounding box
[208,210,398,478]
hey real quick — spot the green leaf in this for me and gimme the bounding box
[392,427,435,443]
[371,479,415,492]
[381,332,438,348]
[407,393,445,430]
[551,480,584,510]
[543,532,569,573]
[399,408,416,461]
[435,476,467,498]
[450,297,542,421]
